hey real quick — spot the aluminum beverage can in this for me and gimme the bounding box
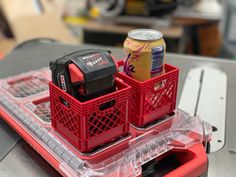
[124,29,166,81]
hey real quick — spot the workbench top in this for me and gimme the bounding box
[0,41,235,177]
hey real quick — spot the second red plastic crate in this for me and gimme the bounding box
[117,63,179,127]
[49,79,131,153]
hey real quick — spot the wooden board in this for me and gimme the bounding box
[0,0,76,44]
[0,38,16,56]
[84,20,183,39]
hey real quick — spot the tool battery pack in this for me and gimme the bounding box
[50,49,117,101]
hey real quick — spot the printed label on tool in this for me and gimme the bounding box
[60,75,67,91]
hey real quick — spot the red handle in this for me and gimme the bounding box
[164,144,208,177]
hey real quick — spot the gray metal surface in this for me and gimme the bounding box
[178,67,227,153]
[0,119,20,160]
[0,41,236,177]
[0,140,61,177]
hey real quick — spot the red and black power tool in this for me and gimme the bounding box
[50,49,117,102]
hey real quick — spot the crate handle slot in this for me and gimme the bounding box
[59,97,70,108]
[153,79,166,91]
[117,60,125,71]
[99,100,116,111]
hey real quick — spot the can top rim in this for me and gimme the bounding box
[128,29,163,41]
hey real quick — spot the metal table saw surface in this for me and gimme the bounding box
[0,41,235,177]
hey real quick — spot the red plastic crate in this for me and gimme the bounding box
[117,63,179,127]
[49,79,131,153]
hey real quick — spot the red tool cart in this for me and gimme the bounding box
[0,60,212,176]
